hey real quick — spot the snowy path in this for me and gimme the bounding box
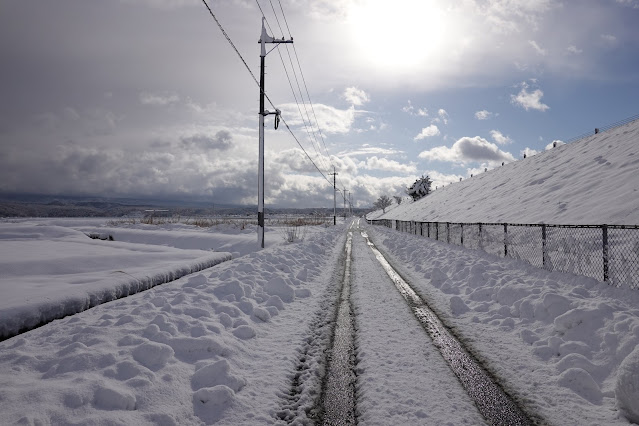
[349,220,487,425]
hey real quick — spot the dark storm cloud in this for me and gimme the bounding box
[180,131,233,151]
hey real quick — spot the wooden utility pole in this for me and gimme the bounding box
[329,167,338,225]
[258,17,292,248]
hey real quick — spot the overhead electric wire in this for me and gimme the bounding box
[267,0,330,173]
[199,0,334,188]
[256,1,334,178]
[273,0,348,191]
[259,1,332,175]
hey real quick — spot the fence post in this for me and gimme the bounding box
[436,223,439,241]
[504,223,508,257]
[602,224,609,282]
[427,222,430,238]
[478,223,482,250]
[447,222,450,243]
[542,224,547,269]
[420,222,423,236]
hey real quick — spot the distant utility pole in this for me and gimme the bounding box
[329,167,338,225]
[349,193,352,216]
[258,17,292,249]
[343,188,348,219]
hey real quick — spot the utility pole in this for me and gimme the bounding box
[329,167,338,225]
[258,17,292,249]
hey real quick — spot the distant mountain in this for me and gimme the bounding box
[0,193,367,218]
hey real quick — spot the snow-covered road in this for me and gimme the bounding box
[349,221,487,425]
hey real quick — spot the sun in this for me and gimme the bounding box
[346,0,448,74]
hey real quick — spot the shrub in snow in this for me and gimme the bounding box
[616,346,639,423]
[406,175,432,201]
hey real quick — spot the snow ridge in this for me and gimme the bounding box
[0,253,231,340]
[369,118,639,225]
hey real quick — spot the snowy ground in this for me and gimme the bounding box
[1,218,638,425]
[368,223,639,425]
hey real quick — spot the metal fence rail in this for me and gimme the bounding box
[368,220,639,290]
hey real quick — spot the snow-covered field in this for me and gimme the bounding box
[0,217,638,424]
[0,218,297,339]
[2,118,639,424]
[0,218,345,425]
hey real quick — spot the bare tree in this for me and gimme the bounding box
[393,195,403,205]
[374,195,393,213]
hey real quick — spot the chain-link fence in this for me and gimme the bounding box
[369,220,639,290]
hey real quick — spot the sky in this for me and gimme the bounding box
[1,0,639,208]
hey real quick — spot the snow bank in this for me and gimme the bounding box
[0,223,231,339]
[77,225,259,257]
[369,118,639,225]
[369,224,639,425]
[0,224,345,425]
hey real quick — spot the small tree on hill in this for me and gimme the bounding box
[407,175,432,201]
[393,195,403,205]
[374,195,392,213]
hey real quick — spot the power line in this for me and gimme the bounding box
[273,0,346,189]
[255,1,334,177]
[200,0,334,188]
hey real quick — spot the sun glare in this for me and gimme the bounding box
[347,0,448,74]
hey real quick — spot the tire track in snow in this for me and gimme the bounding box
[361,229,535,426]
[319,229,357,425]
[275,229,356,424]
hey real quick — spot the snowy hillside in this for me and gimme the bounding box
[370,118,639,225]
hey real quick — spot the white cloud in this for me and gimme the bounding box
[414,125,440,140]
[283,103,356,134]
[511,81,549,111]
[566,45,583,55]
[360,156,416,174]
[402,100,428,117]
[475,110,494,120]
[338,145,401,157]
[437,109,449,125]
[615,0,639,8]
[545,140,565,150]
[139,92,180,106]
[426,170,465,189]
[601,34,617,44]
[490,130,512,145]
[418,136,515,165]
[528,40,547,55]
[343,87,370,106]
[522,147,539,157]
